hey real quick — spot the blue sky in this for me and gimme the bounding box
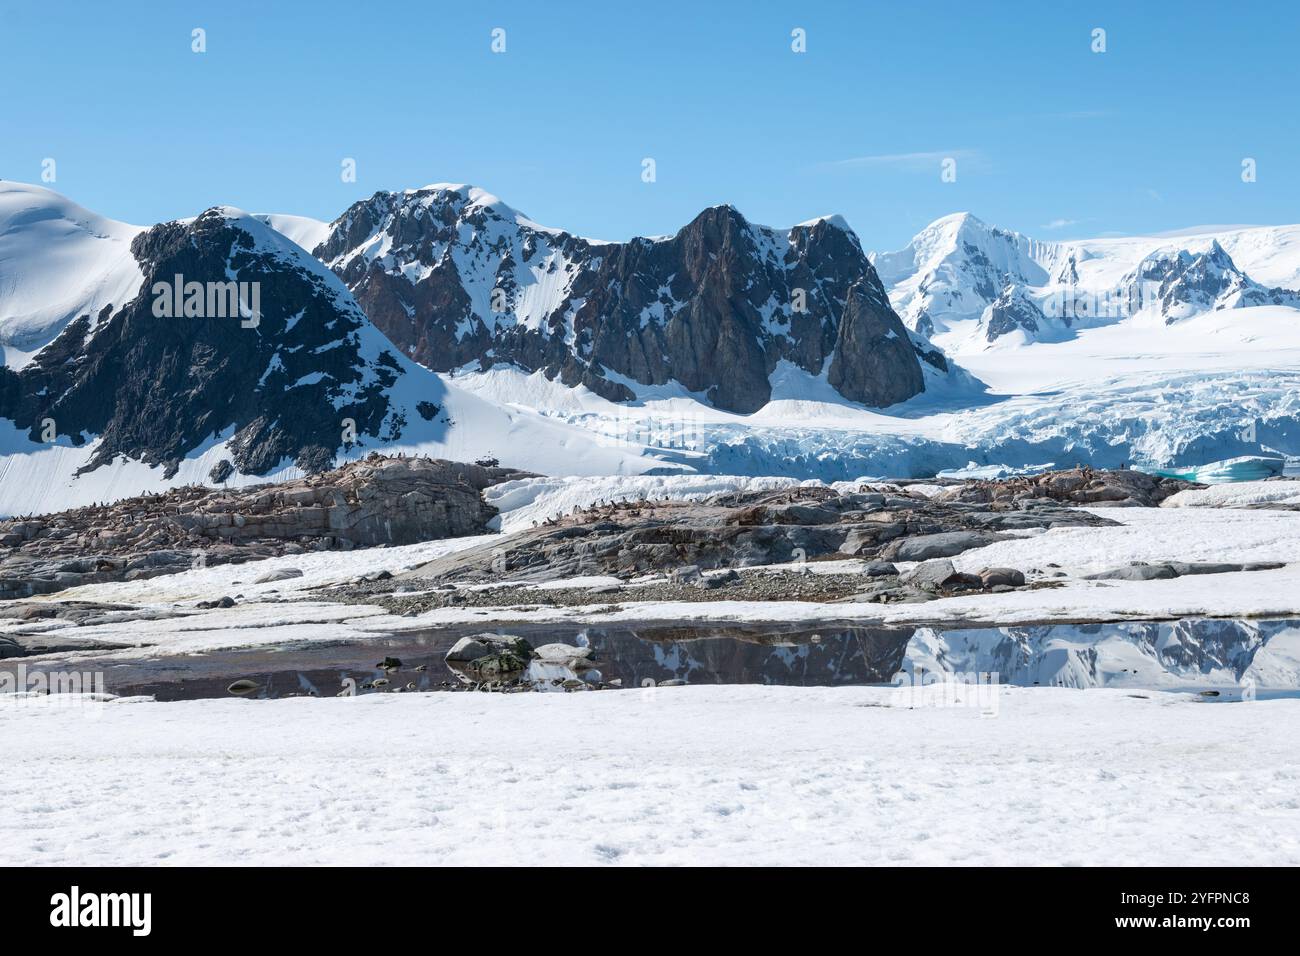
[3,0,1298,250]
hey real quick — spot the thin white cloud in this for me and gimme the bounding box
[825,149,982,171]
[1042,218,1078,230]
[1043,109,1113,120]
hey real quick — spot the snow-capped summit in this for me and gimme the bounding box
[870,213,1054,339]
[315,186,956,413]
[874,214,1300,352]
[0,181,145,366]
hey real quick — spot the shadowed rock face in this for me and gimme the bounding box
[0,209,417,479]
[315,187,934,413]
[0,455,528,600]
[828,280,925,406]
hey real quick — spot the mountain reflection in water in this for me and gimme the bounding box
[6,617,1298,702]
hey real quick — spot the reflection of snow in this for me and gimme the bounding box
[900,619,1300,691]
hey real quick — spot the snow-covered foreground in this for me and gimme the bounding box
[2,686,1296,866]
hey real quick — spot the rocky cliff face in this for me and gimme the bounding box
[314,185,936,413]
[0,207,441,478]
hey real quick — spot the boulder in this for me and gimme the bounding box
[1086,563,1179,582]
[670,565,703,585]
[902,559,960,591]
[444,636,492,662]
[534,643,595,662]
[882,531,1002,562]
[252,567,304,584]
[978,567,1026,588]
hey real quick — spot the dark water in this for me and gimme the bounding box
[7,621,909,701]
[5,617,1298,701]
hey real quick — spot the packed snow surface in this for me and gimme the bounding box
[251,212,330,254]
[3,686,1296,866]
[1163,479,1300,508]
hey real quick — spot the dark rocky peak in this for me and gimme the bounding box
[0,207,422,478]
[314,186,939,414]
[827,279,925,406]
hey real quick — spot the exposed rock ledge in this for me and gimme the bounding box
[403,480,1117,586]
[932,466,1201,508]
[0,455,530,599]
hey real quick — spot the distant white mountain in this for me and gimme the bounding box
[871,213,1300,353]
[251,212,330,254]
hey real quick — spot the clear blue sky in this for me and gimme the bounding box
[3,0,1298,250]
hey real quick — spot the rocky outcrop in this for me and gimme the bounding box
[1084,560,1284,581]
[933,466,1201,508]
[982,283,1046,341]
[315,186,939,413]
[0,455,527,599]
[405,483,1113,584]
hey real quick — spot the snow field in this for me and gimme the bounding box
[2,685,1296,866]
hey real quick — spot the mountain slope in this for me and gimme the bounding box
[0,181,145,366]
[871,213,1055,339]
[313,185,949,413]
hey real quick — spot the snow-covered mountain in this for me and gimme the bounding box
[310,184,955,413]
[872,213,1300,352]
[872,213,1055,340]
[0,183,663,516]
[5,179,1300,516]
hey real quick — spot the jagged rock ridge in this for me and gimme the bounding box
[314,185,940,413]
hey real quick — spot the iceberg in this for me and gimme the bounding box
[1144,455,1287,485]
